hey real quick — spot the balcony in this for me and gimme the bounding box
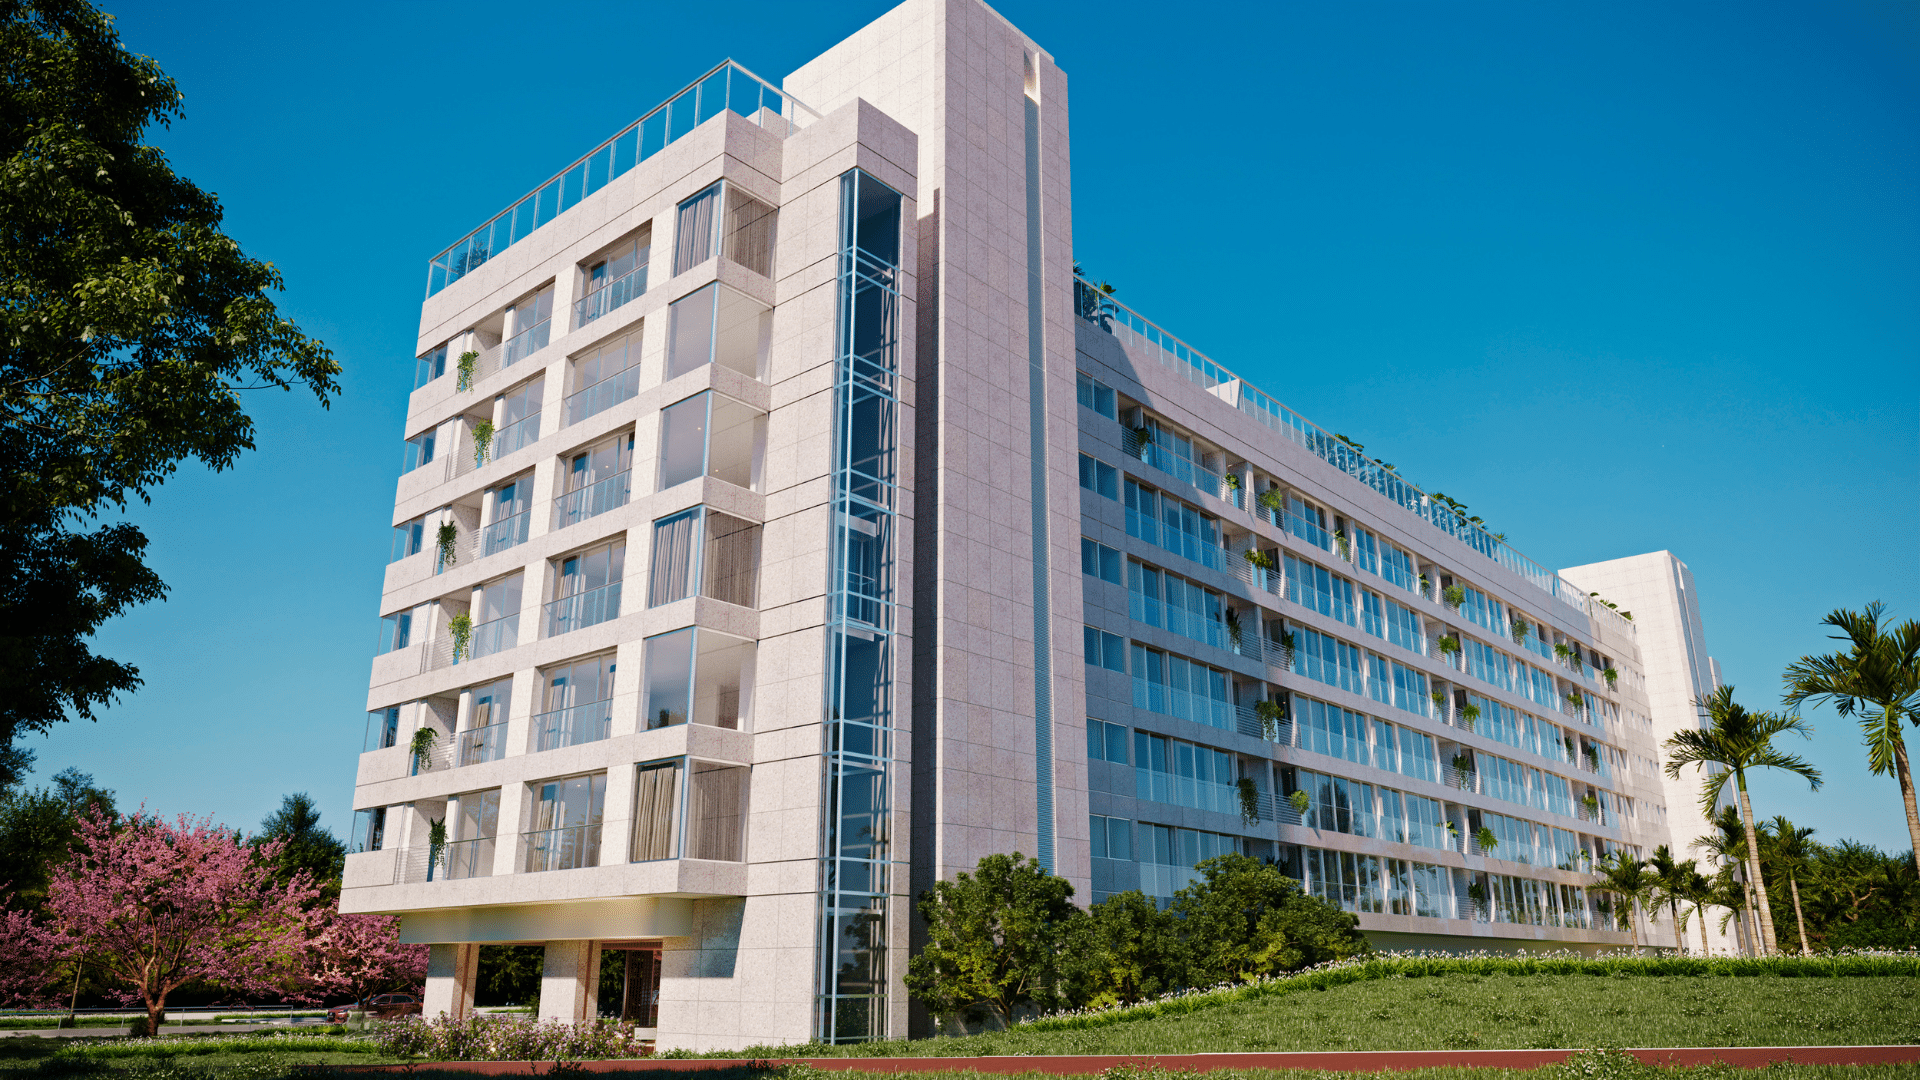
[546,582,622,638]
[523,823,602,873]
[481,510,531,558]
[574,261,649,329]
[566,365,641,427]
[455,721,508,767]
[533,698,613,752]
[1124,430,1223,500]
[502,317,552,371]
[495,412,541,459]
[388,838,494,884]
[469,613,519,660]
[553,470,632,531]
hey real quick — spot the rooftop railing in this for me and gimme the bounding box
[428,61,818,298]
[1077,278,1633,635]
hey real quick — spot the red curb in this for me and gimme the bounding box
[303,1045,1920,1074]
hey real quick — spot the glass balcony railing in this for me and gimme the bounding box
[574,262,649,328]
[455,721,508,767]
[442,837,495,880]
[545,582,622,638]
[522,824,601,873]
[533,698,613,752]
[501,318,551,370]
[566,367,641,427]
[552,470,631,531]
[481,510,530,557]
[469,614,518,660]
[428,61,819,298]
[494,413,540,459]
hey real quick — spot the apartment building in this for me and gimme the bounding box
[343,0,1699,1051]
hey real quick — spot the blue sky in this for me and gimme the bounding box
[29,0,1918,854]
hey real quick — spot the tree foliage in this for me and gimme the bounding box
[0,0,340,762]
[256,792,347,900]
[1165,853,1368,986]
[905,853,1078,1027]
[0,765,115,912]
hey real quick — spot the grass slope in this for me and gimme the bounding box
[720,956,1920,1059]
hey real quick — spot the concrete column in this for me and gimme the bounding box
[538,939,599,1021]
[492,780,528,878]
[423,943,480,1020]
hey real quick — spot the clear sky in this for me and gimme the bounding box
[28,0,1919,855]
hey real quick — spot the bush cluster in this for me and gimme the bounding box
[372,1013,644,1061]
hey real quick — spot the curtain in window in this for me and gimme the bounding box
[631,761,680,862]
[689,762,748,861]
[673,185,721,275]
[722,189,777,276]
[703,512,760,607]
[649,510,699,607]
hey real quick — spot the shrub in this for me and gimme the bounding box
[1165,854,1370,988]
[373,1014,644,1061]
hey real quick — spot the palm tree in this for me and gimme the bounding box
[1706,867,1752,948]
[1672,864,1718,956]
[1665,685,1822,955]
[1698,804,1762,954]
[1765,816,1817,956]
[1782,603,1920,874]
[1648,845,1691,951]
[1592,850,1658,949]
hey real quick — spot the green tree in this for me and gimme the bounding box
[1166,853,1367,987]
[0,0,340,768]
[1670,863,1718,957]
[0,765,115,912]
[1591,851,1657,949]
[1783,603,1920,873]
[1647,845,1695,952]
[1696,805,1764,953]
[1060,890,1173,1009]
[255,793,346,902]
[904,853,1078,1029]
[1664,685,1821,955]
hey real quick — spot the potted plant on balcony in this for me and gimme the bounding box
[1449,753,1474,787]
[1288,788,1311,819]
[1254,699,1286,741]
[456,350,479,392]
[1468,879,1488,906]
[472,419,495,468]
[1276,630,1296,666]
[1417,573,1431,597]
[1581,793,1601,819]
[1256,487,1283,518]
[1237,777,1260,826]
[1601,666,1619,690]
[1564,689,1585,711]
[1128,425,1154,456]
[1243,548,1277,573]
[1333,530,1351,561]
[1436,634,1462,659]
[1459,702,1481,732]
[1511,618,1531,646]
[1474,826,1499,856]
[1225,608,1243,650]
[1442,585,1465,610]
[436,522,458,570]
[1444,819,1460,845]
[1430,689,1447,715]
[448,613,474,663]
[1223,472,1241,491]
[409,726,438,773]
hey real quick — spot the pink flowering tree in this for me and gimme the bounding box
[304,912,428,1006]
[0,908,56,1006]
[42,807,319,1032]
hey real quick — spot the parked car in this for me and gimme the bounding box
[326,994,421,1023]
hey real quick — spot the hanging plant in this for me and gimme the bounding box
[1444,819,1459,837]
[449,613,474,662]
[1442,585,1465,610]
[1474,826,1499,853]
[1565,689,1585,710]
[1237,777,1260,826]
[1256,487,1283,514]
[1242,548,1276,573]
[1255,699,1286,741]
[1129,426,1154,453]
[1581,794,1600,817]
[437,522,458,570]
[1436,634,1462,657]
[1564,736,1576,760]
[1224,608,1243,649]
[1601,666,1619,689]
[409,726,438,771]
[427,816,448,877]
[472,419,495,467]
[1333,530,1351,560]
[1288,788,1311,817]
[1429,689,1447,714]
[456,350,479,391]
[1223,473,1241,490]
[1511,618,1531,646]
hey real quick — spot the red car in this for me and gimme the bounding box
[327,994,422,1023]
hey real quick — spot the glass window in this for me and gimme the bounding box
[1085,718,1129,764]
[1075,371,1117,419]
[722,187,777,276]
[401,431,436,474]
[549,540,625,637]
[415,343,449,389]
[377,612,412,654]
[390,516,426,564]
[689,761,750,861]
[536,653,616,751]
[1080,538,1121,584]
[1078,454,1117,500]
[364,707,401,751]
[350,807,386,853]
[526,772,606,873]
[649,509,700,607]
[673,183,720,275]
[659,392,766,492]
[1082,627,1125,672]
[567,333,639,427]
[643,628,694,730]
[555,434,635,531]
[667,283,772,382]
[631,760,681,862]
[641,627,756,731]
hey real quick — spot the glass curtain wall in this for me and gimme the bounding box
[817,170,900,1044]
